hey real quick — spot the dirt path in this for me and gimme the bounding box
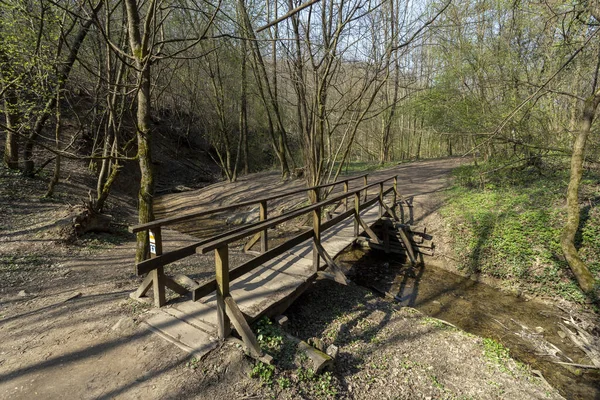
[1,158,563,399]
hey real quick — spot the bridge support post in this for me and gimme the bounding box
[215,245,232,339]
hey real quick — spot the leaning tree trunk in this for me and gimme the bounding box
[561,96,598,294]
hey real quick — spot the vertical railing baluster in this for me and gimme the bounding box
[259,200,268,253]
[215,245,231,339]
[363,175,368,202]
[343,180,349,211]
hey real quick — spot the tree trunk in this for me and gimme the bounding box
[125,0,156,262]
[3,87,19,169]
[561,96,598,294]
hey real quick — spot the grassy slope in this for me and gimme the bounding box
[439,160,600,303]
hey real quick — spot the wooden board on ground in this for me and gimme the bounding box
[143,311,219,359]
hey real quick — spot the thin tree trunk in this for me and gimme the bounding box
[45,92,62,197]
[3,87,19,169]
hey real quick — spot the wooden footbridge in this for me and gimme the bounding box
[129,174,429,361]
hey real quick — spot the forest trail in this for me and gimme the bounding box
[1,157,562,400]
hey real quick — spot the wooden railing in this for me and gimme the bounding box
[128,174,371,308]
[129,174,401,361]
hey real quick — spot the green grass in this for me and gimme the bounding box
[440,160,600,302]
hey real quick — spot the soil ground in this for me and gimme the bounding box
[0,158,566,399]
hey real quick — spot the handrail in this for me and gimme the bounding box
[134,174,398,275]
[130,173,369,233]
[197,176,396,253]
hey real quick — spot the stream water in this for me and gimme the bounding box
[341,250,600,400]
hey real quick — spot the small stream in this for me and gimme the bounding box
[341,249,600,400]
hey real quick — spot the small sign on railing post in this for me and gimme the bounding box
[149,231,156,255]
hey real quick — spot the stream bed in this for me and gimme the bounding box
[341,249,600,400]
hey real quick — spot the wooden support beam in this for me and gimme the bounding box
[363,175,368,202]
[215,245,231,339]
[397,227,416,265]
[164,276,189,295]
[243,232,261,252]
[225,296,262,358]
[131,272,154,299]
[356,212,382,244]
[315,242,348,285]
[381,200,399,222]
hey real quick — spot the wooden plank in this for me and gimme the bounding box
[143,311,219,359]
[192,230,313,301]
[245,273,317,323]
[225,296,262,358]
[163,306,215,335]
[172,301,219,330]
[215,245,231,339]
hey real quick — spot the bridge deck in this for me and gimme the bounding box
[143,204,381,359]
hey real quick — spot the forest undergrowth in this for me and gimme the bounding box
[440,158,600,304]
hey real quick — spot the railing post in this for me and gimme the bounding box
[354,192,360,237]
[379,182,384,218]
[259,200,268,253]
[343,180,349,211]
[311,188,321,271]
[215,245,231,339]
[149,227,166,307]
[363,175,368,202]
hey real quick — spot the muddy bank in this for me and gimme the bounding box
[339,249,600,400]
